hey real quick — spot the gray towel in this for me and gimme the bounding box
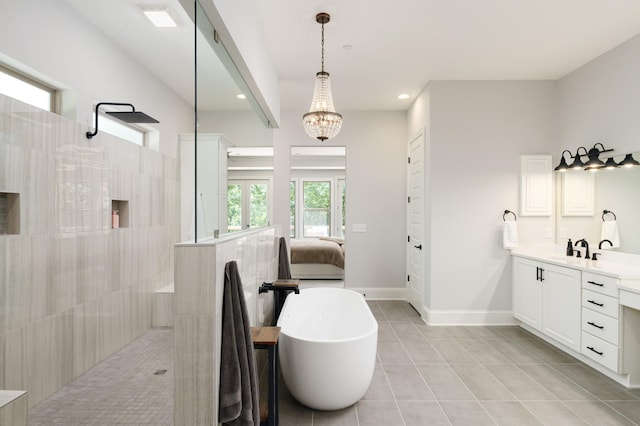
[219,261,259,426]
[278,236,292,280]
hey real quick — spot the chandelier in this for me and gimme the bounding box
[302,12,343,141]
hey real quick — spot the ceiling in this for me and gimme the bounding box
[64,0,640,113]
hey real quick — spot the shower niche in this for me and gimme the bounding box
[111,199,129,228]
[0,192,20,235]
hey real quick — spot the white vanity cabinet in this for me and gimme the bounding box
[513,256,581,351]
[580,272,621,372]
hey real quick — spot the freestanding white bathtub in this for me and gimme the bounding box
[276,287,378,410]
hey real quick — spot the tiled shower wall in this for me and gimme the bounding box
[0,95,179,407]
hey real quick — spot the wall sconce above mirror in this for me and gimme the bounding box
[554,143,615,172]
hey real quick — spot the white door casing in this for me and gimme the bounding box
[407,129,425,316]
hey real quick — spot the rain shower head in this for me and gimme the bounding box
[86,102,159,139]
[105,111,159,124]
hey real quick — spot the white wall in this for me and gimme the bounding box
[196,111,274,147]
[273,111,408,295]
[0,0,192,157]
[409,81,556,320]
[557,34,640,155]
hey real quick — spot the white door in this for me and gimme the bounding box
[407,130,425,315]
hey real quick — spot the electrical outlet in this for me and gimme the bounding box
[545,227,552,238]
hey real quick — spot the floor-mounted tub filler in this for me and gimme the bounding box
[277,287,378,410]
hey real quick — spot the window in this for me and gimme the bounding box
[94,113,145,146]
[0,66,54,111]
[227,180,271,232]
[303,180,331,237]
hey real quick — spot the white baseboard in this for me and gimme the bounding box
[350,287,407,300]
[423,308,518,326]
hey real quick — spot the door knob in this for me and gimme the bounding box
[414,244,422,250]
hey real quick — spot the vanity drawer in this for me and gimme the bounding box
[581,331,619,372]
[581,308,619,345]
[582,272,619,298]
[582,289,619,319]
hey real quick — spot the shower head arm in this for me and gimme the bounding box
[86,102,136,139]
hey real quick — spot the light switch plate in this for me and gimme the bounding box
[352,224,367,233]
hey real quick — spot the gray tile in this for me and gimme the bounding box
[398,400,449,426]
[605,400,640,424]
[384,364,435,400]
[377,339,413,364]
[430,339,476,364]
[390,322,425,340]
[278,398,313,426]
[484,364,556,401]
[355,399,404,425]
[377,322,399,341]
[415,323,454,340]
[549,363,638,401]
[312,405,358,426]
[403,339,446,364]
[481,401,542,425]
[485,338,543,364]
[521,401,588,425]
[457,338,510,364]
[362,364,394,400]
[565,400,636,425]
[440,401,497,425]
[450,363,515,401]
[418,364,475,401]
[512,337,578,364]
[518,363,597,401]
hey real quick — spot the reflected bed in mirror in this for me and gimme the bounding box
[290,146,346,280]
[557,153,640,255]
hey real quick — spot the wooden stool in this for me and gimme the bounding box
[251,326,281,426]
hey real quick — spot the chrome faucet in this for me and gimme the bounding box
[599,239,613,249]
[575,239,590,259]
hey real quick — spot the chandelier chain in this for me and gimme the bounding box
[321,21,325,73]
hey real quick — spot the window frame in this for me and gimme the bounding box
[0,64,56,112]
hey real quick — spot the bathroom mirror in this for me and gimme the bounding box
[289,146,346,281]
[180,1,274,241]
[556,152,640,255]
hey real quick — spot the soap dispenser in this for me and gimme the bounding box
[566,239,573,256]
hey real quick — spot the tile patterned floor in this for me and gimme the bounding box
[28,301,640,425]
[28,327,174,425]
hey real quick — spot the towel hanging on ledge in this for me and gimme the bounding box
[219,260,259,426]
[278,236,292,280]
[503,220,519,249]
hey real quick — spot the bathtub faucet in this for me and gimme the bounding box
[259,282,300,295]
[259,279,300,324]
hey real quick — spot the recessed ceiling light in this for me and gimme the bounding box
[141,7,177,28]
[237,94,246,100]
[397,93,410,100]
[342,44,352,50]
